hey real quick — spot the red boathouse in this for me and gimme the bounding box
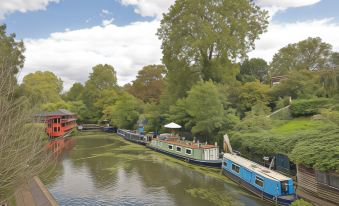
[36,109,77,139]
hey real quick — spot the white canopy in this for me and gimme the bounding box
[164,122,182,129]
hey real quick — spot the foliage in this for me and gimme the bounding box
[238,58,268,83]
[289,129,339,172]
[291,199,313,206]
[64,82,84,101]
[82,64,118,120]
[158,0,268,101]
[0,39,49,201]
[234,81,271,115]
[290,98,333,117]
[20,71,63,104]
[126,65,166,103]
[319,69,339,97]
[231,117,338,171]
[103,93,144,129]
[271,70,321,99]
[321,109,339,126]
[0,24,25,86]
[270,37,333,75]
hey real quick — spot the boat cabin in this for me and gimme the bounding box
[150,135,219,161]
[37,109,77,138]
[222,153,295,203]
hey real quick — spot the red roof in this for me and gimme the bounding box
[157,139,217,149]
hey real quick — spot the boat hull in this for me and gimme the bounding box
[147,145,222,168]
[221,168,296,206]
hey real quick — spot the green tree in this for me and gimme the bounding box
[271,70,320,99]
[233,81,271,114]
[64,83,84,101]
[82,64,118,120]
[157,0,268,100]
[126,65,166,103]
[270,37,333,75]
[238,58,268,83]
[21,71,63,104]
[0,24,25,87]
[103,93,143,129]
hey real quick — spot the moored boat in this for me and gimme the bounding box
[147,133,222,168]
[221,134,296,205]
[117,129,147,145]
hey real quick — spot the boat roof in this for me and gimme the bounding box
[156,139,218,149]
[35,109,75,117]
[223,153,291,181]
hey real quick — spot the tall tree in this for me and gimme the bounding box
[103,93,143,129]
[238,58,268,83]
[0,24,25,91]
[64,82,84,101]
[0,26,48,202]
[157,0,268,100]
[82,64,118,120]
[126,65,166,103]
[270,37,333,75]
[21,71,63,104]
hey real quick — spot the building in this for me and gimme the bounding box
[36,109,77,139]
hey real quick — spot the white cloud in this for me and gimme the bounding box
[255,0,321,17]
[102,9,110,15]
[249,18,339,62]
[102,18,114,26]
[0,0,59,19]
[21,21,162,90]
[120,0,174,19]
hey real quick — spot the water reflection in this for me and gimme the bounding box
[43,133,270,206]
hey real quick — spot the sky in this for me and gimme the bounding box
[1,0,339,90]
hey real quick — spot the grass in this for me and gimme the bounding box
[270,118,330,135]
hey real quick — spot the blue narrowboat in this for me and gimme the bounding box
[222,153,296,205]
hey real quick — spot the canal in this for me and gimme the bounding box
[42,132,271,206]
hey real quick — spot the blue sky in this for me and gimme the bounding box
[0,0,338,89]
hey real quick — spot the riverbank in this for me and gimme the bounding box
[15,176,58,206]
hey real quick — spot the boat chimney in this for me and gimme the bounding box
[197,140,200,148]
[215,142,217,146]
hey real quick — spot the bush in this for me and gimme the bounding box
[290,98,333,117]
[291,199,313,206]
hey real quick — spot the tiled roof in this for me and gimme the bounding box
[157,139,218,149]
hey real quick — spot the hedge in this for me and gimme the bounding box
[290,98,333,117]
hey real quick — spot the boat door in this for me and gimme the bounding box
[204,149,210,160]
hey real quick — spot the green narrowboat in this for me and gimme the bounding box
[147,133,222,168]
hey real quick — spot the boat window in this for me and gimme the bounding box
[255,176,264,187]
[329,174,339,189]
[168,145,173,150]
[232,164,240,173]
[281,181,288,193]
[176,146,182,152]
[185,148,192,155]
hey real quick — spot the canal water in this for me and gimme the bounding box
[42,133,271,206]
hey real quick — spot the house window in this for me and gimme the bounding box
[255,176,264,187]
[232,164,240,173]
[53,127,57,132]
[62,123,65,127]
[53,119,57,123]
[168,145,173,150]
[185,148,192,155]
[176,146,182,152]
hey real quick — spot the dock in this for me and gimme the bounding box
[15,176,58,206]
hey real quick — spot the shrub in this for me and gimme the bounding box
[290,98,333,117]
[291,199,313,206]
